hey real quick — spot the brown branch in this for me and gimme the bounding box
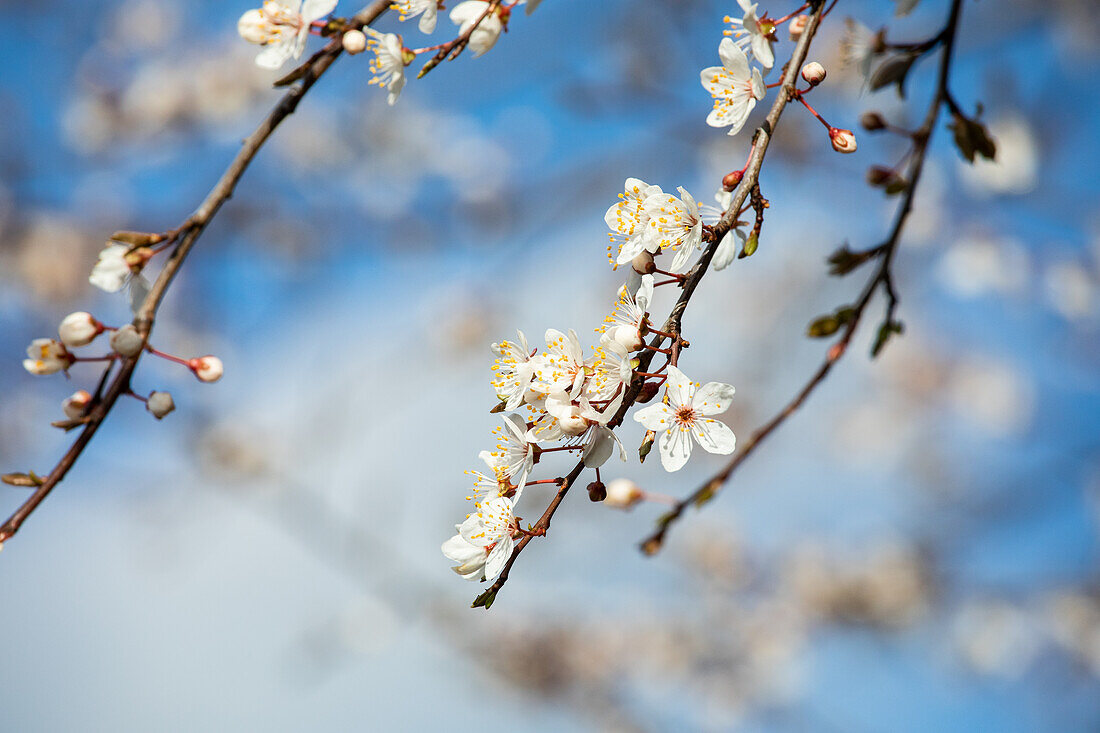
[473,0,833,608]
[0,0,392,546]
[640,0,966,553]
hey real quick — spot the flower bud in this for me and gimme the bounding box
[603,478,643,509]
[788,14,808,39]
[342,29,367,54]
[146,391,176,420]
[587,480,607,502]
[189,355,224,383]
[58,312,102,347]
[558,406,588,436]
[23,338,73,375]
[859,111,887,132]
[631,251,656,275]
[722,170,744,192]
[62,390,92,420]
[237,9,269,44]
[829,128,858,154]
[801,62,826,86]
[110,325,144,357]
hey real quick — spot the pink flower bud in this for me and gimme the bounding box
[342,29,367,54]
[603,478,643,509]
[801,62,826,86]
[829,128,858,154]
[63,390,92,420]
[189,356,224,383]
[146,391,176,419]
[110,325,144,357]
[58,312,102,347]
[789,14,808,39]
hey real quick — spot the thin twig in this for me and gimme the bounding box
[0,0,392,545]
[473,0,833,608]
[640,0,966,552]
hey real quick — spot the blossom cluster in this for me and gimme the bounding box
[442,177,741,584]
[236,0,541,106]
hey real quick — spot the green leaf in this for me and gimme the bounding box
[807,315,840,338]
[471,587,498,610]
[871,320,905,358]
[826,244,873,276]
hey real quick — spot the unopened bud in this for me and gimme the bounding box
[146,391,176,420]
[788,14,808,39]
[189,355,224,383]
[639,429,656,463]
[859,111,887,132]
[871,29,888,54]
[62,390,92,420]
[801,61,826,86]
[610,324,643,352]
[722,170,744,192]
[829,128,858,154]
[631,250,656,274]
[604,478,643,509]
[123,246,153,271]
[110,325,144,357]
[587,480,607,502]
[636,381,660,404]
[58,312,102,347]
[342,29,367,54]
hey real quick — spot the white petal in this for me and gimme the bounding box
[693,381,736,415]
[712,230,738,271]
[582,426,616,467]
[418,5,438,32]
[718,37,750,78]
[658,425,692,472]
[633,402,672,431]
[484,535,513,581]
[693,418,737,455]
[301,0,338,21]
[664,365,693,408]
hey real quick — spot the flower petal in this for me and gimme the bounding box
[633,402,672,431]
[693,381,736,415]
[664,365,694,408]
[693,418,737,455]
[659,424,692,471]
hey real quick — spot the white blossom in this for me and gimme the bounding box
[490,330,541,410]
[633,365,736,471]
[237,0,338,70]
[58,312,101,348]
[23,339,73,376]
[643,186,704,273]
[392,0,438,34]
[724,0,775,70]
[588,339,634,414]
[478,413,535,492]
[532,328,593,396]
[701,38,766,137]
[89,243,132,293]
[599,274,653,351]
[605,178,663,266]
[450,1,504,58]
[366,29,408,106]
[441,496,516,581]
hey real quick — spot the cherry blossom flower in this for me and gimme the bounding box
[89,244,132,293]
[366,29,409,106]
[840,18,878,83]
[23,339,74,376]
[490,330,541,410]
[441,496,517,581]
[599,274,654,351]
[588,339,634,411]
[464,460,513,504]
[392,0,439,34]
[532,328,593,396]
[237,0,338,70]
[449,1,504,57]
[605,178,663,266]
[706,190,746,271]
[643,187,704,273]
[701,38,766,137]
[58,312,102,348]
[479,413,535,492]
[724,0,775,70]
[633,365,737,472]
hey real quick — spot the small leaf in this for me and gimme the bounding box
[871,320,905,357]
[827,244,873,276]
[639,430,655,463]
[869,52,919,98]
[948,112,997,164]
[807,315,841,338]
[738,233,759,259]
[489,400,506,414]
[471,587,498,610]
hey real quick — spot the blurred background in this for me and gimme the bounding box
[1,0,1099,730]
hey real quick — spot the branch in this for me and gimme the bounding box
[473,0,833,608]
[640,0,966,552]
[0,0,393,546]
